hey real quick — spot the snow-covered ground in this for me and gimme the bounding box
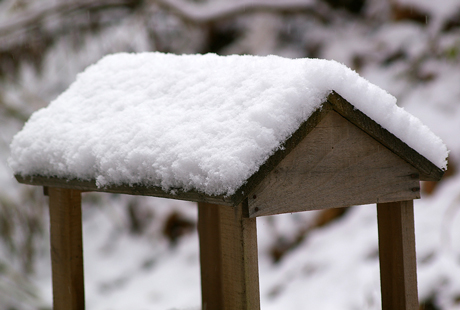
[1,0,460,309]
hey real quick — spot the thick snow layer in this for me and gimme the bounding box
[9,53,448,195]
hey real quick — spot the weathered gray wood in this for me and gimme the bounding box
[198,201,260,310]
[328,91,444,181]
[48,187,85,310]
[248,111,420,217]
[377,200,419,310]
[16,174,233,206]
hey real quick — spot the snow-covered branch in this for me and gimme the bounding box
[0,0,319,41]
[0,0,139,41]
[154,0,319,23]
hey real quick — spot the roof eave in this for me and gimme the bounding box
[15,174,235,206]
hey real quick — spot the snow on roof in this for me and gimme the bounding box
[9,53,448,196]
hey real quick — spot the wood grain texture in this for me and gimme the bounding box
[198,202,260,310]
[377,200,419,310]
[328,91,444,181]
[198,202,223,310]
[48,187,85,310]
[248,111,420,217]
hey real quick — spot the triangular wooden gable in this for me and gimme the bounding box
[15,92,444,213]
[247,109,420,217]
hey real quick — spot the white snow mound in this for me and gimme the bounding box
[9,53,448,195]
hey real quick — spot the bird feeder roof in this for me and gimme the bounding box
[9,53,447,203]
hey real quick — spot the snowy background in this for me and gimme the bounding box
[0,0,459,309]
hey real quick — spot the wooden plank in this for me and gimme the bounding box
[248,110,420,217]
[377,200,419,310]
[198,202,260,310]
[198,202,223,310]
[219,201,260,310]
[48,187,85,310]
[16,174,233,206]
[328,91,444,181]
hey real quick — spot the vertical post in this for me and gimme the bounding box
[377,200,418,310]
[48,187,85,310]
[198,202,223,310]
[198,201,260,310]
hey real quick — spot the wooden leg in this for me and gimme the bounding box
[48,187,85,310]
[198,201,260,310]
[198,202,223,310]
[377,200,418,310]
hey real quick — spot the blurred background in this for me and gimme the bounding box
[0,0,460,309]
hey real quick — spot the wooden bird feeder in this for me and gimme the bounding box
[12,53,445,310]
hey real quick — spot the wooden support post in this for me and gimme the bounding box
[48,187,85,310]
[198,202,223,310]
[198,201,260,310]
[377,200,418,310]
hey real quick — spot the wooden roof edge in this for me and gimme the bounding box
[327,91,445,181]
[14,174,235,206]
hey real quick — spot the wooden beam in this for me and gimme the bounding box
[377,200,419,310]
[198,202,223,310]
[16,174,234,206]
[48,187,85,310]
[198,202,260,310]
